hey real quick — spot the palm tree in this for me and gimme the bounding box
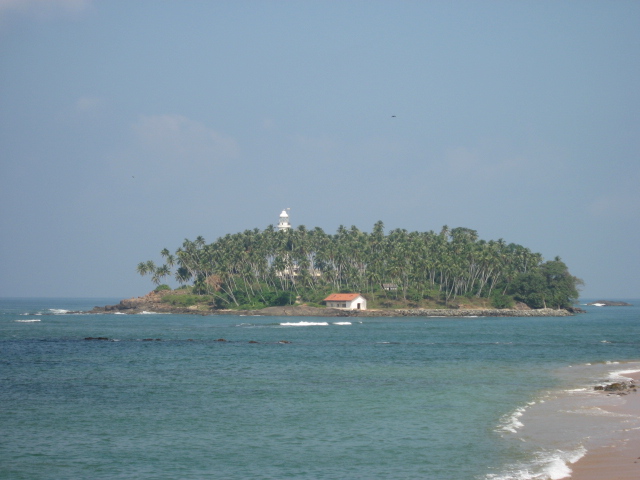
[136,261,150,277]
[151,264,171,286]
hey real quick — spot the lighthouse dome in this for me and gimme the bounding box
[277,209,291,230]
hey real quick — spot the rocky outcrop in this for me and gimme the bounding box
[587,300,633,306]
[594,380,637,395]
[92,290,200,314]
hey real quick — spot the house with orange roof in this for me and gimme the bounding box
[323,293,367,310]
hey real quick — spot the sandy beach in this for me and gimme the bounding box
[569,371,640,480]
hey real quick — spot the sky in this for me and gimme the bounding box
[1,0,639,299]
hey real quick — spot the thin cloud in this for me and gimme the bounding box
[590,191,640,219]
[109,114,239,186]
[133,114,239,162]
[0,0,91,22]
[444,144,529,182]
[261,118,277,131]
[74,95,103,113]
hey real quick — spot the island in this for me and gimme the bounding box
[120,219,584,317]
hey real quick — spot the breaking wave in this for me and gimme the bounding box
[486,446,586,480]
[280,321,329,326]
[497,405,527,434]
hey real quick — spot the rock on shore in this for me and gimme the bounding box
[91,291,195,314]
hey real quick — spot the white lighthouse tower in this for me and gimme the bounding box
[277,209,291,231]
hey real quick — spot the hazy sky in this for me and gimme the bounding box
[1,1,639,299]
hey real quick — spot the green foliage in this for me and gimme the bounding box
[161,294,211,307]
[272,291,295,306]
[509,271,546,308]
[508,258,582,309]
[490,292,515,309]
[154,284,171,292]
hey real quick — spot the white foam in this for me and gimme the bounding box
[591,303,605,306]
[113,312,126,315]
[541,447,586,480]
[280,321,329,326]
[15,319,41,323]
[569,407,631,418]
[332,322,352,325]
[497,406,526,433]
[540,455,573,479]
[486,446,586,480]
[609,368,640,381]
[49,309,69,314]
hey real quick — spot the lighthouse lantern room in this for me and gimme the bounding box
[278,209,291,231]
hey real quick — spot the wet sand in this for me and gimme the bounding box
[569,371,640,480]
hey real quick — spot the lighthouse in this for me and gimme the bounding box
[277,209,291,231]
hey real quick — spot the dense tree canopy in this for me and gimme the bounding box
[137,223,583,310]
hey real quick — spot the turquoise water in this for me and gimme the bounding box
[1,298,639,479]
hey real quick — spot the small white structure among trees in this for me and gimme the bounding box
[277,209,291,231]
[324,293,367,310]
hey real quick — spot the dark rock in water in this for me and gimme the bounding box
[587,300,633,306]
[566,306,587,314]
[85,337,109,341]
[595,381,637,394]
[215,338,227,342]
[248,340,259,343]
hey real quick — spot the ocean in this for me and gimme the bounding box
[1,298,638,480]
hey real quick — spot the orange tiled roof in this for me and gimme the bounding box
[323,293,362,302]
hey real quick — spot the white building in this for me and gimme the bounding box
[323,293,367,310]
[277,209,291,231]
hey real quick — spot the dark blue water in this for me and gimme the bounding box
[1,299,638,479]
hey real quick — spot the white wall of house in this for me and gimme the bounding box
[326,296,367,310]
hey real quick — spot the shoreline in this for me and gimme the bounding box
[568,370,640,480]
[91,304,574,317]
[90,293,575,317]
